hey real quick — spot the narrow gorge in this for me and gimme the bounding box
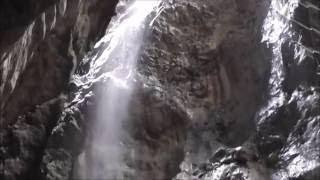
[1,0,319,180]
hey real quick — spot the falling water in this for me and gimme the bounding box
[73,0,160,179]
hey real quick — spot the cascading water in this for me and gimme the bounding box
[2,0,320,179]
[72,1,160,179]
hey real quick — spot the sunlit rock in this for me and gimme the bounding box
[1,0,320,179]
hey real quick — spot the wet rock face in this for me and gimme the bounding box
[138,0,270,163]
[278,88,320,179]
[176,146,269,180]
[1,0,320,180]
[0,0,119,125]
[43,80,188,180]
[59,0,271,179]
[178,0,320,179]
[254,0,320,179]
[116,86,188,179]
[0,0,118,179]
[138,0,320,179]
[0,100,63,180]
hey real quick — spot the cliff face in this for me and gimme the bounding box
[0,0,118,125]
[1,0,320,180]
[0,0,118,179]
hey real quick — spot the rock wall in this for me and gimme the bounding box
[0,0,118,179]
[256,0,320,179]
[0,0,118,125]
[176,0,320,179]
[1,0,320,180]
[45,0,272,179]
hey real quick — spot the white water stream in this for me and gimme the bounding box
[73,1,160,179]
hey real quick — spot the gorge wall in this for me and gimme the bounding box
[1,0,320,180]
[0,0,119,179]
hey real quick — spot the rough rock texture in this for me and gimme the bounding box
[39,2,189,179]
[176,146,268,180]
[45,0,271,179]
[139,0,271,149]
[0,98,63,180]
[0,0,119,179]
[1,0,320,179]
[255,0,320,179]
[174,0,320,179]
[0,0,57,51]
[140,0,272,178]
[0,0,118,125]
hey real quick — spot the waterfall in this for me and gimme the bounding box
[72,1,160,179]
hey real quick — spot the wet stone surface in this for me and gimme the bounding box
[1,0,320,180]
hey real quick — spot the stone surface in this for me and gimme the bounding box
[49,0,271,179]
[0,0,119,125]
[138,0,271,149]
[1,0,320,179]
[0,97,63,179]
[0,0,119,179]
